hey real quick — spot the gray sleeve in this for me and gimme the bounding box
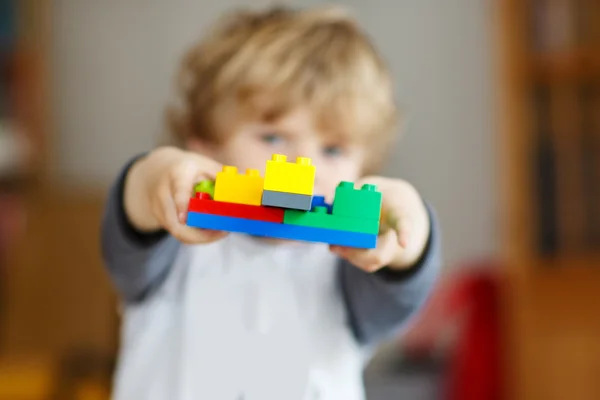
[338,203,441,346]
[100,156,181,303]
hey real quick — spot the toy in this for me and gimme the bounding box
[332,182,382,220]
[310,195,333,213]
[282,183,381,234]
[186,154,381,249]
[189,192,284,223]
[194,180,215,198]
[283,206,379,234]
[261,190,312,211]
[187,212,377,248]
[263,154,315,195]
[213,166,264,206]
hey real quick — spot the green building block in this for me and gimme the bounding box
[331,182,382,221]
[284,206,380,234]
[194,180,215,198]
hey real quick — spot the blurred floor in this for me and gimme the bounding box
[364,341,443,400]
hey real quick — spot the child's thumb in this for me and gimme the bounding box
[171,170,201,223]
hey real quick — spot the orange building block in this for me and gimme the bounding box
[213,166,264,206]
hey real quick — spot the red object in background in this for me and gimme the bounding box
[401,261,503,400]
[188,192,285,223]
[445,266,502,400]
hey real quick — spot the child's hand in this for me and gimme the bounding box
[124,146,228,244]
[330,176,430,272]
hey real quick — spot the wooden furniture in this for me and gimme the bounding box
[1,1,119,397]
[0,357,55,400]
[0,355,112,400]
[5,190,118,359]
[496,1,600,399]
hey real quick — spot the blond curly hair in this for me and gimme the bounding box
[167,5,398,172]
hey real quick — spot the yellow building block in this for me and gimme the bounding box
[263,154,316,195]
[213,166,264,205]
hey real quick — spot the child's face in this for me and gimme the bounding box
[190,107,367,202]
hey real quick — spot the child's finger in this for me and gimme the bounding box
[157,188,227,244]
[330,229,398,272]
[381,207,412,249]
[172,223,227,245]
[196,155,224,178]
[170,164,220,223]
[171,178,196,223]
[175,226,228,245]
[395,213,413,249]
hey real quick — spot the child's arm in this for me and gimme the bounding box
[334,178,442,346]
[101,155,180,302]
[101,147,225,302]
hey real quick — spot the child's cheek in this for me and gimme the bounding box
[221,136,272,172]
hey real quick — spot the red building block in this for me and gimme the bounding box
[188,193,284,223]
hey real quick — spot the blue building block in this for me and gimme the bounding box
[310,195,332,213]
[187,211,376,248]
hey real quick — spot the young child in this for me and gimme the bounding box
[101,5,441,400]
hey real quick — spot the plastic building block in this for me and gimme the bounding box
[185,155,381,248]
[261,190,312,211]
[186,211,377,248]
[263,154,315,196]
[188,192,284,223]
[331,182,382,221]
[213,166,264,206]
[310,195,332,213]
[283,206,379,234]
[194,180,215,198]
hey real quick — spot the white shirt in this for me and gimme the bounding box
[112,234,367,400]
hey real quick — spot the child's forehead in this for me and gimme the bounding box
[232,94,372,143]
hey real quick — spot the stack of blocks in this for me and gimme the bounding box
[186,154,382,248]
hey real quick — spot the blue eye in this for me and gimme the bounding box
[260,133,284,145]
[323,145,344,157]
